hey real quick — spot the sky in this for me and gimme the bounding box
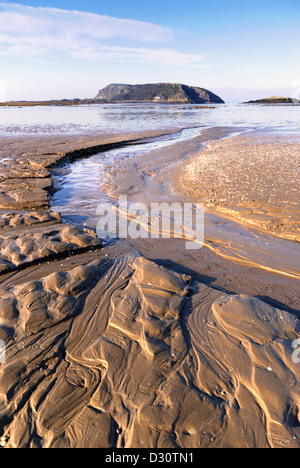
[0,0,299,102]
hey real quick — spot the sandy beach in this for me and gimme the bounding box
[0,127,299,449]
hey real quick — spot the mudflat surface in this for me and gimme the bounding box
[175,132,300,242]
[0,129,178,210]
[0,129,299,448]
[0,250,299,448]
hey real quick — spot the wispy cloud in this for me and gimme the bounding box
[0,2,209,67]
[72,46,209,68]
[0,2,172,43]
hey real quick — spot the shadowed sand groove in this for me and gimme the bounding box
[0,253,299,448]
[0,212,101,275]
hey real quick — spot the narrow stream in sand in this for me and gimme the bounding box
[51,126,246,227]
[50,127,300,312]
[51,127,202,225]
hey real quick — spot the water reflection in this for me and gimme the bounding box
[0,103,299,135]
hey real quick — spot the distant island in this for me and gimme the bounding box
[245,96,300,104]
[0,83,225,107]
[94,83,225,104]
[0,99,95,107]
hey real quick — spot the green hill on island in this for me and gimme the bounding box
[94,83,225,104]
[246,96,299,104]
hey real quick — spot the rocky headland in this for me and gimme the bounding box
[94,83,225,104]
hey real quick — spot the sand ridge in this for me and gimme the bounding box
[0,212,101,275]
[0,252,299,448]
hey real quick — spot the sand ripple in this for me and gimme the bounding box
[0,252,299,448]
[177,133,300,242]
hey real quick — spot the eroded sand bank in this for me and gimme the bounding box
[0,129,299,448]
[0,129,178,210]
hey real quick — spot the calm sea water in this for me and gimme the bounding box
[0,102,299,135]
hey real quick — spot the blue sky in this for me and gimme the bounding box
[0,0,299,101]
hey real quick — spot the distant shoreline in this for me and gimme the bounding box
[0,100,220,107]
[0,100,96,107]
[1,99,300,107]
[244,97,300,104]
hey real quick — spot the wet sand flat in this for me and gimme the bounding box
[0,129,179,210]
[94,127,300,297]
[0,248,299,448]
[175,132,300,242]
[0,129,299,448]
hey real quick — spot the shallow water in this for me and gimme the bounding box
[50,126,243,226]
[51,127,207,224]
[0,102,300,135]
